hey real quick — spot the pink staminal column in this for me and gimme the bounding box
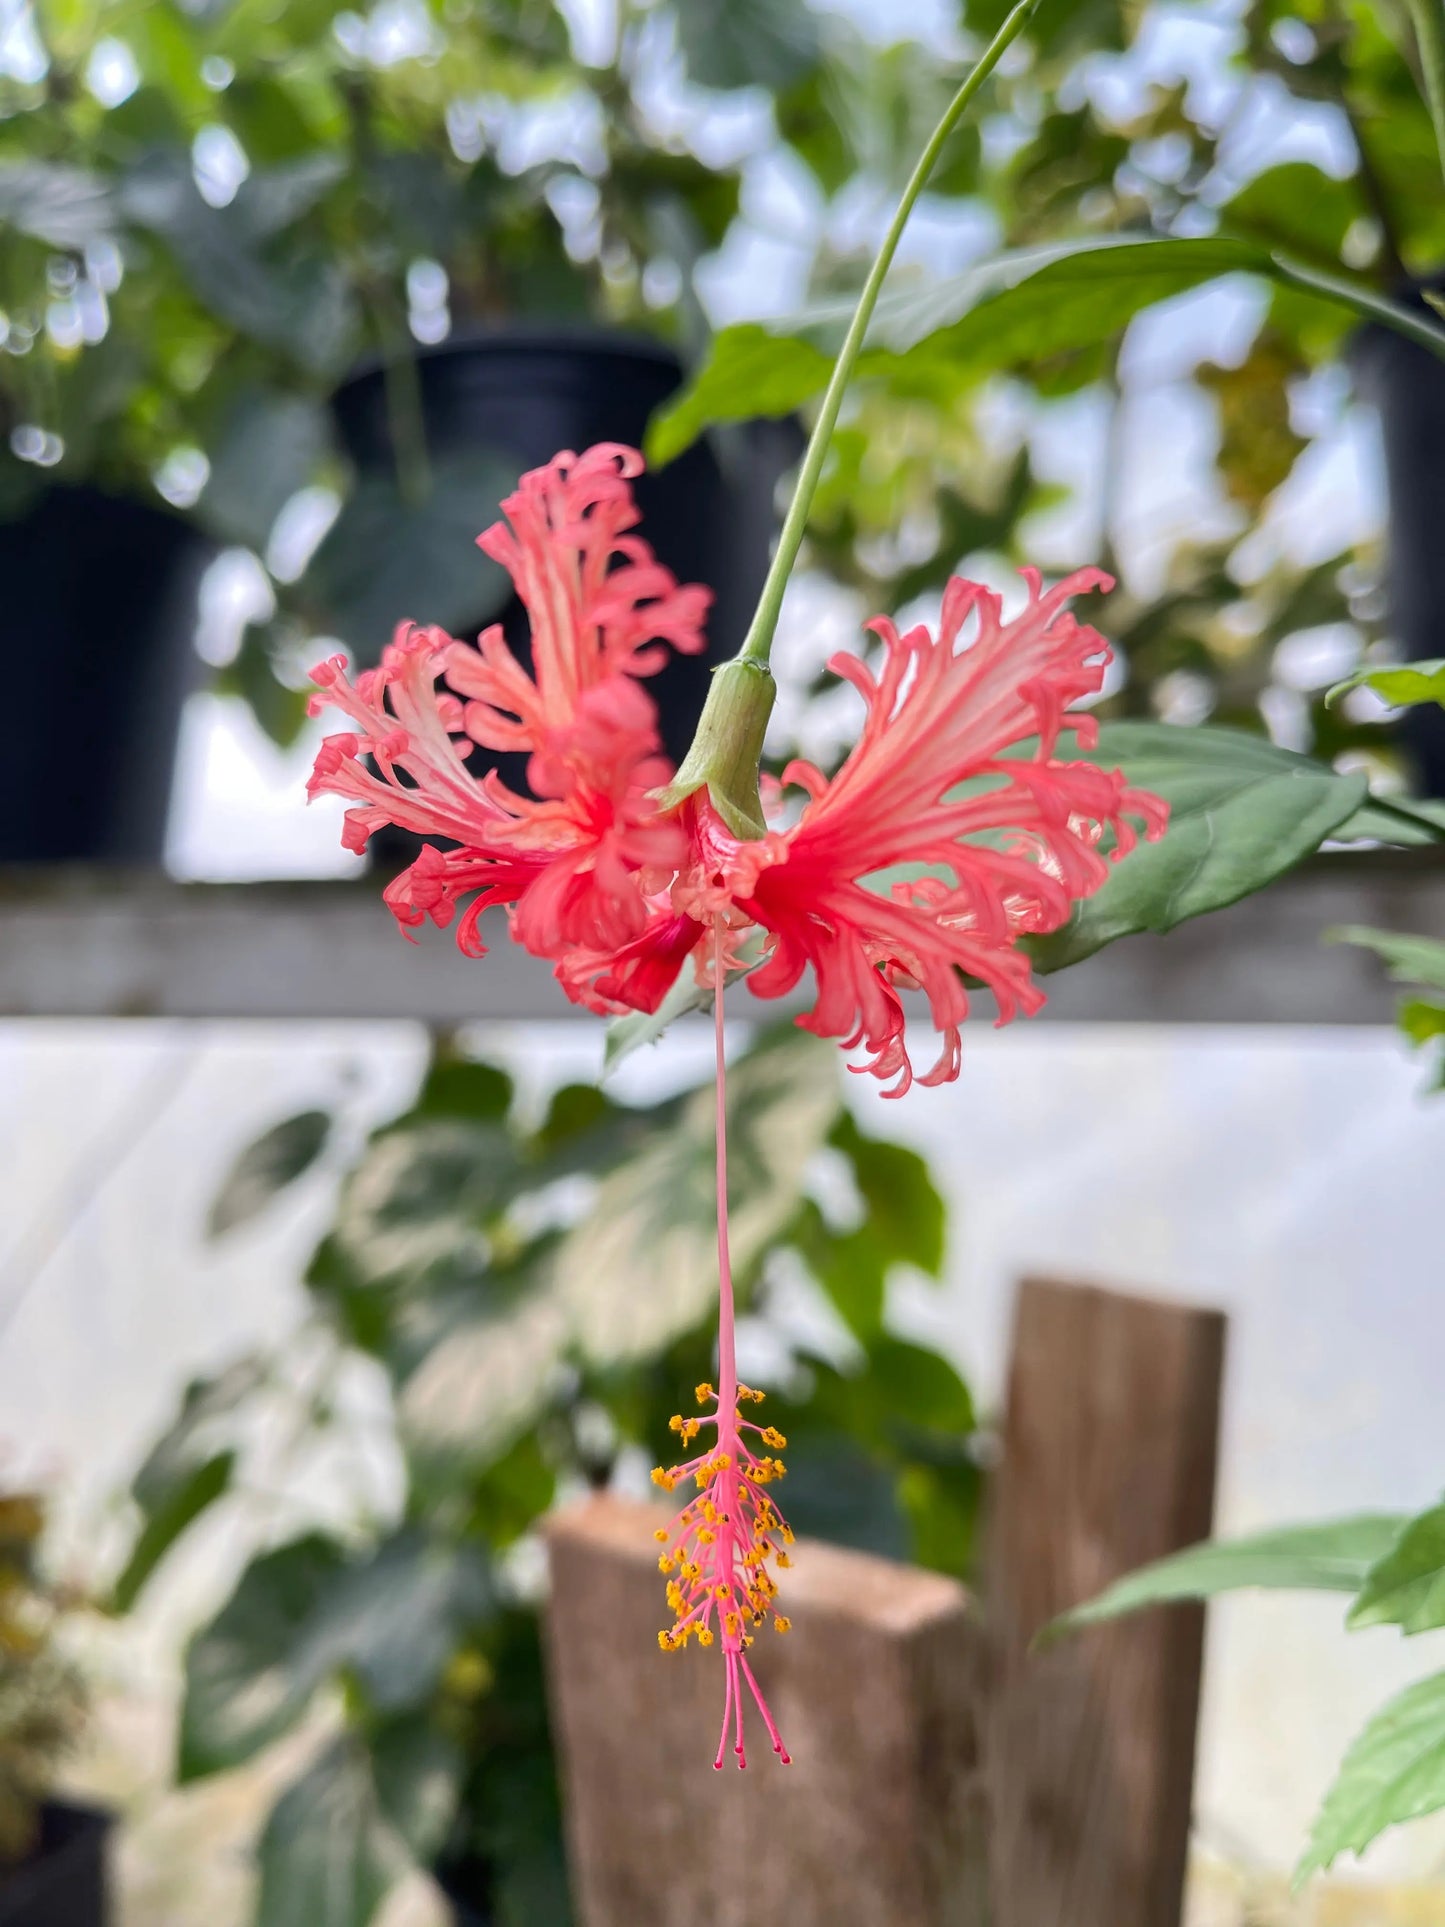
[650,923,795,1767]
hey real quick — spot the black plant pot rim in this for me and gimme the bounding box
[336,322,686,395]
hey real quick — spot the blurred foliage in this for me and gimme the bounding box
[8,0,1445,783]
[650,0,1445,795]
[117,1026,978,1925]
[0,1489,87,1867]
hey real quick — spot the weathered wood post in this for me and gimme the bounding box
[544,1496,986,1927]
[543,1277,1225,1927]
[984,1276,1227,1927]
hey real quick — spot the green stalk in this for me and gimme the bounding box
[659,0,1038,838]
[1407,0,1445,196]
[736,0,1039,668]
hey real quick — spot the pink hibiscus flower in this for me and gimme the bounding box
[307,442,1169,1767]
[309,443,1166,1096]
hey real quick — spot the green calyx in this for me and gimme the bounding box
[656,659,776,841]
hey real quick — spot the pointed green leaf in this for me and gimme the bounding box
[181,1530,490,1779]
[1297,1670,1445,1883]
[1326,659,1445,711]
[1350,1503,1445,1634]
[648,237,1445,464]
[208,1110,331,1238]
[1048,1515,1407,1641]
[113,1452,234,1614]
[256,1736,401,1927]
[1029,723,1368,973]
[1329,927,1445,994]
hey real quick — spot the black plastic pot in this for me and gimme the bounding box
[1352,291,1445,794]
[434,1854,492,1925]
[0,486,208,863]
[331,331,796,786]
[0,1802,111,1926]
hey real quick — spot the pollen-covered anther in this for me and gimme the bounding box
[773,1616,792,1634]
[653,1527,670,1544]
[760,1427,787,1449]
[695,1382,715,1406]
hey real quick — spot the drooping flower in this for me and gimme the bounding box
[306,442,1170,1769]
[309,446,1166,1096]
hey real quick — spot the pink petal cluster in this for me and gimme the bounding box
[308,443,1167,1096]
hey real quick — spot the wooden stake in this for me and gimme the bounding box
[544,1495,986,1927]
[984,1277,1226,1927]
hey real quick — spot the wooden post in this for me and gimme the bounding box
[984,1277,1226,1927]
[544,1496,986,1927]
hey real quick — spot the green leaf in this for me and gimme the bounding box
[256,1735,401,1927]
[1329,795,1445,846]
[1327,660,1445,711]
[0,162,115,247]
[674,0,822,92]
[207,1110,331,1238]
[180,1530,490,1779]
[113,1453,234,1615]
[299,448,515,661]
[558,1027,840,1364]
[370,1718,463,1864]
[1047,1515,1407,1641]
[181,1533,346,1779]
[647,236,1445,464]
[1350,1502,1445,1635]
[1297,1670,1445,1883]
[114,1355,269,1607]
[200,390,330,551]
[412,1058,514,1124]
[777,1429,911,1561]
[1028,723,1369,974]
[831,1114,945,1277]
[1329,927,1445,995]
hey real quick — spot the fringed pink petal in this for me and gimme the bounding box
[721,568,1169,1092]
[444,444,710,755]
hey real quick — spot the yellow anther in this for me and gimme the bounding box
[715,1582,731,1598]
[668,1414,684,1434]
[695,1382,714,1406]
[781,1524,794,1545]
[774,1616,792,1634]
[658,1629,677,1651]
[697,1626,714,1647]
[725,1611,741,1637]
[761,1427,787,1449]
[653,1527,669,1543]
[703,1501,719,1525]
[776,1551,792,1569]
[650,1466,677,1492]
[697,1528,716,1545]
[658,1554,675,1574]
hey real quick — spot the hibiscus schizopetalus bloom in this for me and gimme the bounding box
[308,442,1168,1766]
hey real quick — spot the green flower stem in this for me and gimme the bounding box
[1407,0,1445,196]
[735,0,1039,668]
